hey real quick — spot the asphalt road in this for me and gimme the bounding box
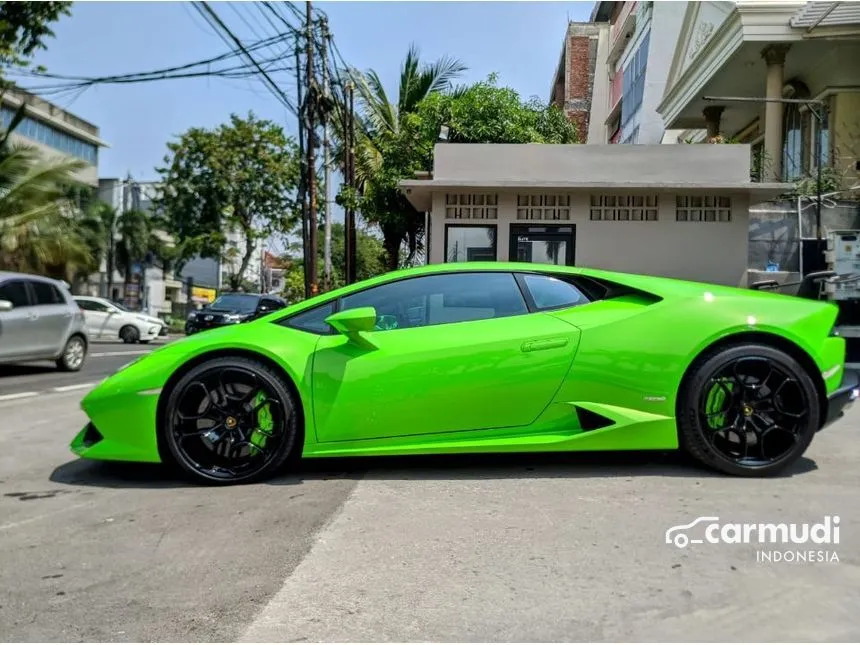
[1,380,858,641]
[0,340,169,398]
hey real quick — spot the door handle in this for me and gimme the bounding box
[521,337,569,353]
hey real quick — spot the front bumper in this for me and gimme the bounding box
[821,369,860,431]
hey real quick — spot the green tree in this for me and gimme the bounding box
[346,59,579,271]
[343,45,466,270]
[0,99,92,278]
[0,1,72,78]
[155,112,301,291]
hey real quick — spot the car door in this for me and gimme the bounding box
[76,298,109,338]
[308,271,582,443]
[28,280,73,354]
[0,279,39,359]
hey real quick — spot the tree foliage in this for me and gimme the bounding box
[0,97,92,279]
[0,1,72,76]
[154,113,301,290]
[347,64,579,271]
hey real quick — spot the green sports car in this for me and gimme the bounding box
[70,262,858,484]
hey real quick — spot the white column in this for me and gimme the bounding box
[762,44,790,181]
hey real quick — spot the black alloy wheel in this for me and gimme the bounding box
[163,357,300,484]
[678,344,819,477]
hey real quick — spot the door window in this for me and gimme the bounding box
[340,272,528,331]
[284,301,336,334]
[521,274,590,310]
[30,281,64,306]
[258,297,284,313]
[0,281,30,308]
[76,299,107,312]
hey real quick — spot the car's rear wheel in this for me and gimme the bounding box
[120,325,139,344]
[162,357,300,485]
[678,344,819,477]
[56,335,86,372]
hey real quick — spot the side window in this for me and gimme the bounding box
[340,272,528,331]
[30,281,63,306]
[521,274,590,310]
[285,301,336,334]
[76,299,104,312]
[259,297,284,312]
[0,280,31,308]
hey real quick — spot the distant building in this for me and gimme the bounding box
[0,87,108,187]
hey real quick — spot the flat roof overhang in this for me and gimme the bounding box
[399,179,792,211]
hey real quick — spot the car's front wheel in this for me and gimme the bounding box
[120,325,140,344]
[678,343,820,477]
[162,356,300,485]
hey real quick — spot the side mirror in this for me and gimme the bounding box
[324,306,378,348]
[0,299,13,312]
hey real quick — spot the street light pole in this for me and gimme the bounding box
[702,94,827,272]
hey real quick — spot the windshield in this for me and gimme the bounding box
[209,293,259,313]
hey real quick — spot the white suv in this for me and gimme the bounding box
[74,296,165,344]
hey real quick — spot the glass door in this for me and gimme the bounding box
[509,225,575,265]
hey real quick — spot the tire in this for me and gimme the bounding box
[677,343,819,477]
[162,356,301,485]
[120,325,140,344]
[56,335,87,372]
[140,340,151,345]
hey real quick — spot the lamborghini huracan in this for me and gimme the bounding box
[70,262,858,484]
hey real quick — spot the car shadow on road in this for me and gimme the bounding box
[50,451,819,490]
[0,363,57,377]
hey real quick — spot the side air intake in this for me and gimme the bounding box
[574,406,616,431]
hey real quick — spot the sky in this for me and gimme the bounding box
[28,0,595,180]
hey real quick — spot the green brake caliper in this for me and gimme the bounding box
[704,379,733,429]
[248,390,275,456]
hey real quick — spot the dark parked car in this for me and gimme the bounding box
[185,293,287,335]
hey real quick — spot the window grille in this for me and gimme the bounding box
[675,196,731,222]
[516,194,571,220]
[589,195,658,221]
[444,193,498,219]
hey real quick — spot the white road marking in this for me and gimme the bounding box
[52,382,97,392]
[89,350,150,358]
[0,391,39,401]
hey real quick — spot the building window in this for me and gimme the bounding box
[1,106,98,165]
[589,195,658,221]
[516,194,571,220]
[620,30,650,128]
[444,193,498,219]
[445,225,497,262]
[675,196,731,222]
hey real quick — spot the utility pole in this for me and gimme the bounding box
[346,81,357,284]
[320,18,332,291]
[295,41,309,299]
[305,0,319,297]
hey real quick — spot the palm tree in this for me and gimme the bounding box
[342,46,466,270]
[0,100,92,278]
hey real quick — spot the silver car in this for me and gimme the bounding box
[0,271,89,371]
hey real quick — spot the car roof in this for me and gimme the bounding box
[0,271,67,286]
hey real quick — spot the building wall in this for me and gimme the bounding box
[831,91,860,189]
[432,142,752,183]
[1,88,104,187]
[586,25,612,143]
[428,189,750,286]
[637,1,687,145]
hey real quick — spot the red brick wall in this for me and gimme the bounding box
[564,30,599,141]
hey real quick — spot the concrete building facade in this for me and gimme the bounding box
[401,144,787,287]
[0,87,108,187]
[657,0,860,189]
